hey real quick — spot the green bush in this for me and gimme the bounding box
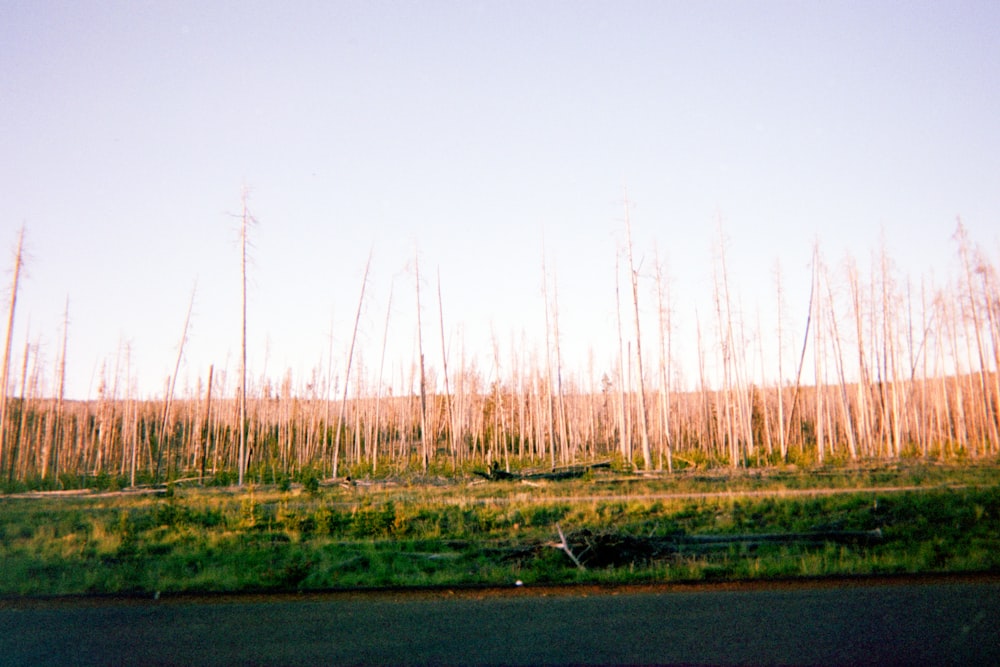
[299,467,322,495]
[210,470,235,487]
[522,503,570,527]
[351,502,396,538]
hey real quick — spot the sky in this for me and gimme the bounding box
[2,0,999,400]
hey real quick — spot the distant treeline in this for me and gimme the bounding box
[1,219,997,489]
[0,370,996,490]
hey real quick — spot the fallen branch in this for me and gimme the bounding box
[474,461,611,482]
[677,529,883,547]
[550,523,586,571]
[540,527,884,568]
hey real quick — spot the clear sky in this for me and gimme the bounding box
[2,0,999,400]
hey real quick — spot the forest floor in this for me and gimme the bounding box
[1,461,998,597]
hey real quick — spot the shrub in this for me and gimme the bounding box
[299,468,322,495]
[351,502,396,538]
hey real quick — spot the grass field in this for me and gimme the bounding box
[1,462,998,597]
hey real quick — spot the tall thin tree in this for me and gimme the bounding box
[436,269,457,467]
[0,226,25,477]
[238,189,255,486]
[654,248,674,472]
[332,249,372,479]
[371,277,394,472]
[614,253,630,463]
[155,282,196,482]
[414,250,430,472]
[624,197,653,470]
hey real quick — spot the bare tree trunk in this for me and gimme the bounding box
[332,250,372,479]
[23,342,43,480]
[823,261,858,460]
[880,243,903,458]
[712,226,738,467]
[755,310,773,459]
[512,335,526,459]
[436,269,457,469]
[323,313,335,474]
[0,226,25,478]
[695,310,710,458]
[813,246,825,464]
[977,255,1000,455]
[624,199,653,470]
[626,341,634,465]
[614,254,630,464]
[541,248,557,468]
[955,221,1000,450]
[944,295,969,452]
[414,251,430,473]
[774,261,787,460]
[931,308,948,454]
[372,279,394,473]
[48,298,69,485]
[847,259,875,458]
[156,282,196,483]
[497,345,511,467]
[654,249,674,472]
[200,364,214,484]
[586,349,598,461]
[238,190,254,486]
[786,254,816,461]
[551,272,570,464]
[918,280,931,457]
[8,337,30,482]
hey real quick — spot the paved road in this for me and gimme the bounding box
[2,579,997,666]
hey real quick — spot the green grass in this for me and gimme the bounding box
[1,462,998,596]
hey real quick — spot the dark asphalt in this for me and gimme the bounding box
[1,579,997,666]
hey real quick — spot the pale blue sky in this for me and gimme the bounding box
[2,1,999,399]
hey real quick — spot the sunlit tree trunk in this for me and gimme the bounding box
[436,269,457,469]
[624,199,653,470]
[9,338,30,481]
[847,259,876,458]
[199,364,214,484]
[237,190,254,486]
[813,246,825,464]
[551,273,570,465]
[786,256,816,461]
[414,250,430,473]
[156,283,195,482]
[0,226,25,478]
[614,255,630,464]
[695,311,710,458]
[977,256,1000,455]
[956,221,1000,452]
[755,309,773,459]
[541,249,557,468]
[332,250,371,479]
[822,260,857,460]
[880,244,903,458]
[372,279,394,473]
[774,261,787,460]
[654,250,674,472]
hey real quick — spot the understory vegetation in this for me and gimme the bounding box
[2,463,997,597]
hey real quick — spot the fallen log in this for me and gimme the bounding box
[678,529,883,546]
[473,460,611,482]
[548,527,884,568]
[472,462,518,481]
